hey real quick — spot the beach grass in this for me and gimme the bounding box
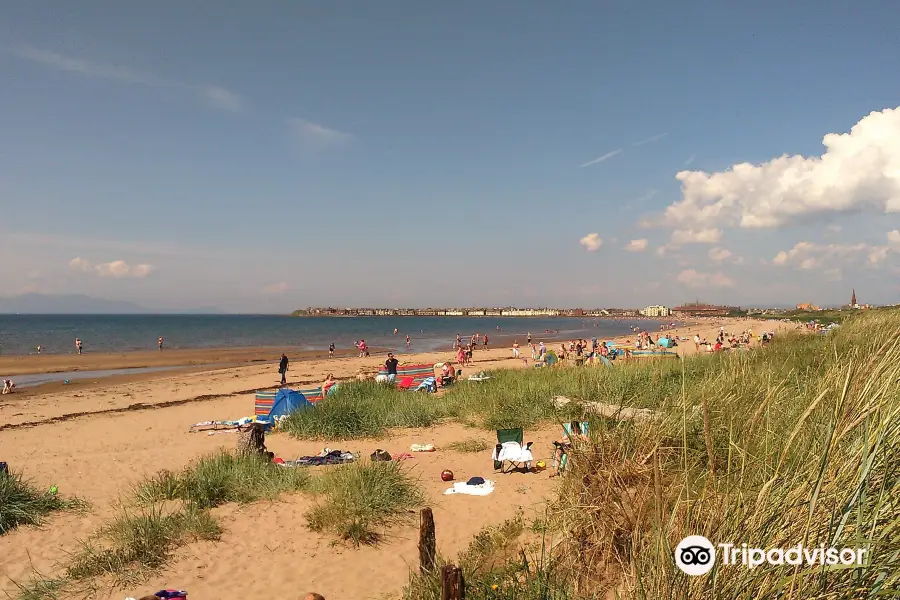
[445,437,492,453]
[133,450,310,509]
[65,504,220,586]
[0,470,85,536]
[306,459,425,546]
[281,380,442,439]
[533,311,900,598]
[403,517,586,599]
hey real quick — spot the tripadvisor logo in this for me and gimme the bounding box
[675,535,716,576]
[674,536,868,576]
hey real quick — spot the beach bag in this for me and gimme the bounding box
[370,449,392,462]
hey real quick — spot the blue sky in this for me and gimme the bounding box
[2,0,899,312]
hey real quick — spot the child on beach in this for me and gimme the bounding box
[406,334,411,348]
[329,343,335,358]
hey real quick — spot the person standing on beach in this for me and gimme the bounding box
[406,334,411,348]
[75,338,83,355]
[455,334,461,349]
[329,343,335,358]
[158,336,164,351]
[527,332,532,344]
[513,340,520,358]
[483,334,488,347]
[278,353,289,385]
[384,352,399,382]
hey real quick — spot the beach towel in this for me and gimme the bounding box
[410,443,435,452]
[285,450,356,467]
[415,376,437,392]
[376,364,437,390]
[492,429,533,472]
[444,480,495,496]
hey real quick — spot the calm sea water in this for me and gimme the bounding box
[0,314,658,356]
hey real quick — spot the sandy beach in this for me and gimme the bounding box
[0,317,796,599]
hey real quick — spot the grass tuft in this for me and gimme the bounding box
[282,381,441,439]
[133,450,310,509]
[0,471,85,535]
[65,504,220,585]
[306,460,425,545]
[445,438,491,453]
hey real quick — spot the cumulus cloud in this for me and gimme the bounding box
[287,118,352,146]
[670,228,722,245]
[676,269,735,288]
[708,247,733,262]
[771,231,900,271]
[579,233,603,252]
[625,239,648,252]
[68,257,155,278]
[657,106,900,230]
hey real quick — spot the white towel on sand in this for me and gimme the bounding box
[444,480,495,496]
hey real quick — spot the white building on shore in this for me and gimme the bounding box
[640,305,671,317]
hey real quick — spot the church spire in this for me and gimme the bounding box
[851,289,857,306]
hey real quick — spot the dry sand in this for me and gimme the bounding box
[0,317,798,599]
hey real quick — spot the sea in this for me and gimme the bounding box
[0,314,663,357]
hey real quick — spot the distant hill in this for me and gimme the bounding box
[0,293,224,315]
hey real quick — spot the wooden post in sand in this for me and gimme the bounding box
[419,507,436,574]
[441,564,465,599]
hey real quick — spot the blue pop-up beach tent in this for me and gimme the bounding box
[267,388,313,421]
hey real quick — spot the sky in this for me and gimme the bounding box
[1,0,900,312]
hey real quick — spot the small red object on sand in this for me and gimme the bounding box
[273,457,285,465]
[440,469,454,482]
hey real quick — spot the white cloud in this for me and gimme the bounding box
[263,282,289,294]
[287,118,352,146]
[670,228,722,245]
[659,106,900,230]
[676,269,735,288]
[772,231,900,271]
[202,86,243,112]
[625,239,648,252]
[13,45,243,112]
[68,257,156,278]
[579,233,603,252]
[579,149,622,168]
[708,247,733,262]
[632,133,668,147]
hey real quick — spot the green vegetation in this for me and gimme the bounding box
[445,438,492,453]
[306,460,425,545]
[773,308,849,324]
[400,310,899,598]
[66,504,220,585]
[404,517,585,599]
[0,470,85,535]
[134,450,310,508]
[281,380,442,439]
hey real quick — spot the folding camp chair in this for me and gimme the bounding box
[492,428,534,473]
[555,421,590,474]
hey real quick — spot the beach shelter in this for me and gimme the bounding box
[267,388,313,421]
[658,337,672,348]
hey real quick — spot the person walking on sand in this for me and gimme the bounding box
[158,336,164,351]
[513,340,520,358]
[329,342,335,358]
[527,332,532,344]
[483,334,488,347]
[406,334,411,348]
[278,353,289,385]
[75,338,83,355]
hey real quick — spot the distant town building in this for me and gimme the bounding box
[640,305,671,317]
[796,303,820,311]
[672,303,736,317]
[850,289,859,309]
